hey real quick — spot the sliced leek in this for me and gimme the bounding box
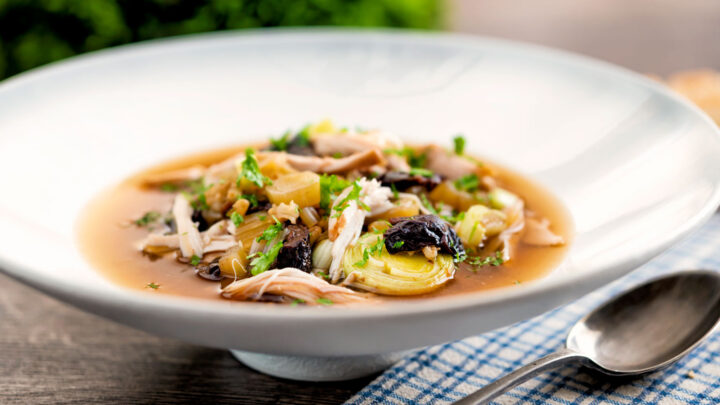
[342,233,455,295]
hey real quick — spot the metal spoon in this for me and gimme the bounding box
[455,270,720,405]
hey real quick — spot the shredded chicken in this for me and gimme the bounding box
[327,178,393,283]
[172,194,204,258]
[422,246,438,261]
[312,130,403,156]
[425,145,478,180]
[269,201,300,224]
[138,218,238,255]
[523,217,564,246]
[222,268,369,304]
[284,149,386,174]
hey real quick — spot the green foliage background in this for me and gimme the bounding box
[0,0,443,80]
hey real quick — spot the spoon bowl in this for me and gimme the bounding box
[568,270,720,375]
[457,270,720,404]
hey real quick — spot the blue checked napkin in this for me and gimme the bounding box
[348,215,720,404]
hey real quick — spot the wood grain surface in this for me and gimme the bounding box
[2,2,719,404]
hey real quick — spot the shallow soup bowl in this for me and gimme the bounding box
[0,29,719,381]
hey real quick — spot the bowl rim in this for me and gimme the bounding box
[1,27,719,323]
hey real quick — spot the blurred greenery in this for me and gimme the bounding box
[0,0,444,80]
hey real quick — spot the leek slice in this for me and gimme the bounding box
[342,233,455,295]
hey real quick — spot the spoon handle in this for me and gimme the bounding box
[454,347,584,405]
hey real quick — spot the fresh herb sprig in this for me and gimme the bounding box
[355,236,385,267]
[238,148,272,188]
[465,251,504,267]
[319,174,350,211]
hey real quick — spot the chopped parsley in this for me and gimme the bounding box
[146,282,160,289]
[468,222,479,242]
[230,211,244,227]
[249,241,283,275]
[355,237,385,267]
[390,183,399,200]
[296,125,311,146]
[160,183,178,192]
[134,211,161,227]
[240,194,259,208]
[331,180,369,217]
[259,215,267,221]
[384,147,427,168]
[409,167,434,177]
[319,174,350,211]
[316,297,334,306]
[332,152,344,159]
[453,135,466,155]
[466,251,504,267]
[290,298,305,307]
[256,219,283,243]
[269,131,291,151]
[392,241,405,249]
[420,194,438,215]
[454,174,480,192]
[238,148,272,188]
[316,271,330,280]
[190,255,202,266]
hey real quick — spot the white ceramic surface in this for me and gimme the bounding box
[1,29,719,364]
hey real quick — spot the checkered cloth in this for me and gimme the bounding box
[348,215,720,404]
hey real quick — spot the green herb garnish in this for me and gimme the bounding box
[160,183,178,192]
[269,131,291,151]
[296,125,311,146]
[240,193,259,208]
[256,220,283,243]
[390,183,399,200]
[134,211,161,227]
[420,194,438,215]
[453,135,466,155]
[384,147,427,168]
[392,241,405,249]
[332,152,343,159]
[316,297,334,306]
[230,211,244,227]
[319,174,350,211]
[146,282,160,289]
[331,180,369,217]
[409,167,434,177]
[250,241,283,275]
[355,236,385,267]
[454,174,480,192]
[290,298,305,307]
[466,251,504,267]
[190,255,202,266]
[238,148,272,188]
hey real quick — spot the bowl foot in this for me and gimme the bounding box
[230,349,413,381]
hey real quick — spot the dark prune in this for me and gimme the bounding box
[196,258,223,281]
[384,215,465,261]
[274,224,312,272]
[378,171,442,191]
[267,135,316,156]
[191,209,209,231]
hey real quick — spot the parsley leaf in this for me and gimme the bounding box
[319,174,350,211]
[384,147,427,168]
[238,148,272,188]
[420,194,438,215]
[316,297,334,306]
[390,183,399,200]
[332,180,369,218]
[454,174,480,192]
[392,241,405,249]
[355,236,385,267]
[241,193,259,208]
[160,183,178,192]
[135,211,161,227]
[146,282,160,289]
[409,167,434,177]
[290,298,305,307]
[230,211,244,227]
[296,125,311,146]
[466,251,504,267]
[269,131,291,151]
[190,255,202,266]
[453,135,466,155]
[256,220,283,243]
[250,241,283,275]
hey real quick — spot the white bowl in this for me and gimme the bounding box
[1,29,719,381]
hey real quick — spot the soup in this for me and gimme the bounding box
[79,121,572,305]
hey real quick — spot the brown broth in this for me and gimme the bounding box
[77,146,573,302]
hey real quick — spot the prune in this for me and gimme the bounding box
[378,171,442,191]
[384,215,465,261]
[275,224,312,272]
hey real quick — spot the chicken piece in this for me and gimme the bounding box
[425,145,478,180]
[326,178,393,283]
[523,217,564,246]
[172,194,204,258]
[138,218,238,255]
[282,149,386,174]
[268,201,300,224]
[312,130,403,156]
[222,268,369,305]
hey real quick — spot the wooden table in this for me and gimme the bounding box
[2,2,719,403]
